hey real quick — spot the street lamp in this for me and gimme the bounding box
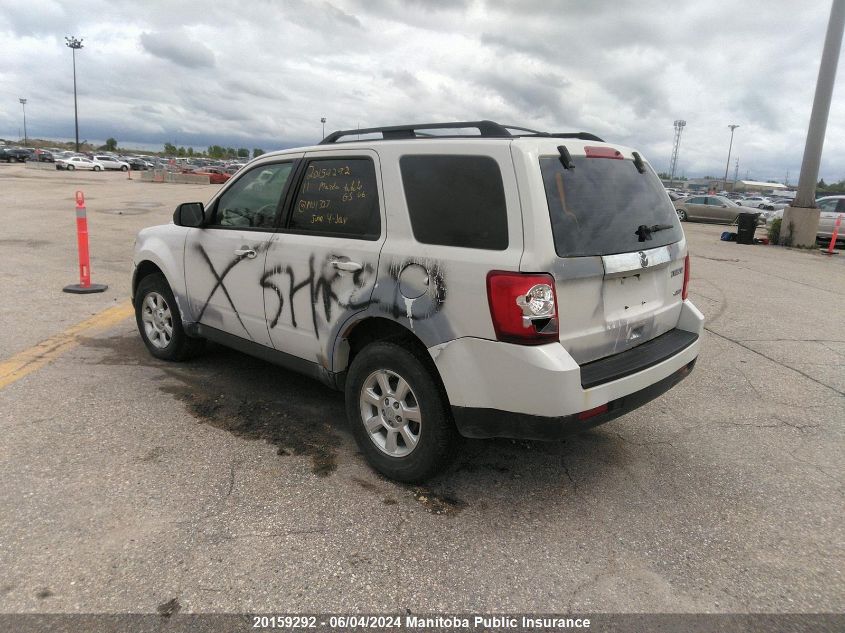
[723,124,739,190]
[65,36,84,152]
[321,117,326,139]
[19,98,27,145]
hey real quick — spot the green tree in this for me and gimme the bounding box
[104,137,118,151]
[253,148,265,158]
[237,148,249,158]
[187,147,194,157]
[164,142,177,155]
[226,147,236,158]
[177,146,186,157]
[817,178,827,188]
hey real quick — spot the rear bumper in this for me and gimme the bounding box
[429,300,704,440]
[452,359,695,440]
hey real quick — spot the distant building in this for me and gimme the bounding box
[731,180,788,193]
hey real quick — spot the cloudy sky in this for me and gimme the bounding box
[1,0,843,182]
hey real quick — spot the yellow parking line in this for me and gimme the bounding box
[0,301,134,390]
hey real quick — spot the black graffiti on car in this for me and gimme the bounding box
[193,246,447,340]
[261,254,375,339]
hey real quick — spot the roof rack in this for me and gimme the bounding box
[319,120,604,144]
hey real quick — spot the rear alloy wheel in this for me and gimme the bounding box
[67,164,75,171]
[93,165,102,171]
[346,341,459,482]
[676,208,688,221]
[121,165,129,171]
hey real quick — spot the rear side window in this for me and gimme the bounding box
[400,155,508,250]
[541,155,683,257]
[288,158,380,239]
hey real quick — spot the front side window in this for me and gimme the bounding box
[399,155,508,250]
[288,158,380,239]
[213,162,294,229]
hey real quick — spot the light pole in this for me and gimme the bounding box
[321,117,326,139]
[19,98,27,145]
[65,36,84,152]
[723,124,739,190]
[669,119,686,185]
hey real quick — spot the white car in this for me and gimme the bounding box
[93,155,130,171]
[131,120,703,481]
[56,156,102,171]
[737,196,775,210]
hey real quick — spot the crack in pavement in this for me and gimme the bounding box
[705,327,845,397]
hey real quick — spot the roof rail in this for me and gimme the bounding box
[320,120,512,144]
[319,120,604,144]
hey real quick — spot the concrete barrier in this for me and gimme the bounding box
[25,161,58,171]
[139,170,211,184]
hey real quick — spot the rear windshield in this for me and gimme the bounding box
[540,155,682,257]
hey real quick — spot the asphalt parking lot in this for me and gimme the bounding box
[0,163,842,615]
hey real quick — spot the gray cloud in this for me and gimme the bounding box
[140,31,215,69]
[1,0,843,182]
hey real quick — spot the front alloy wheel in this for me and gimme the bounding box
[140,291,173,349]
[359,369,422,457]
[677,208,688,221]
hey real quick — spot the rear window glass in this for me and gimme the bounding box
[400,155,508,250]
[540,156,682,257]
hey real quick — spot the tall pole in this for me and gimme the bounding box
[793,0,845,208]
[669,120,685,185]
[321,117,326,139]
[723,124,739,190]
[65,36,84,152]
[19,98,27,145]
[781,0,845,246]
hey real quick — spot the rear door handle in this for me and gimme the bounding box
[331,259,363,272]
[234,248,257,259]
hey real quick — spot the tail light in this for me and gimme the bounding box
[487,271,559,345]
[682,254,691,300]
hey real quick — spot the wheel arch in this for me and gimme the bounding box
[332,316,445,391]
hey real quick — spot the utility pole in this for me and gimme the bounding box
[321,117,326,139]
[782,0,845,246]
[65,36,84,152]
[19,98,27,145]
[723,124,739,190]
[734,158,740,184]
[669,120,686,185]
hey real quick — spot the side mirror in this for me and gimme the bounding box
[174,202,206,227]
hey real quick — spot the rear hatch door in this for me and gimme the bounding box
[539,147,687,365]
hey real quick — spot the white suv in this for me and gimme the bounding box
[132,121,703,481]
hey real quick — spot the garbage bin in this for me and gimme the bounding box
[736,212,760,245]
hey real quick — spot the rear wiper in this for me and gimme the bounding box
[635,223,674,242]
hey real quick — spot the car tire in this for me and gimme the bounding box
[345,341,459,482]
[67,164,75,171]
[94,165,102,171]
[676,208,688,221]
[135,273,204,362]
[121,165,128,171]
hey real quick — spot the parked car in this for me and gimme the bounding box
[191,167,232,184]
[56,156,102,171]
[4,148,32,162]
[126,158,149,171]
[816,196,845,244]
[0,148,13,162]
[34,149,54,162]
[132,120,703,481]
[93,155,130,171]
[674,195,764,223]
[736,196,774,210]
